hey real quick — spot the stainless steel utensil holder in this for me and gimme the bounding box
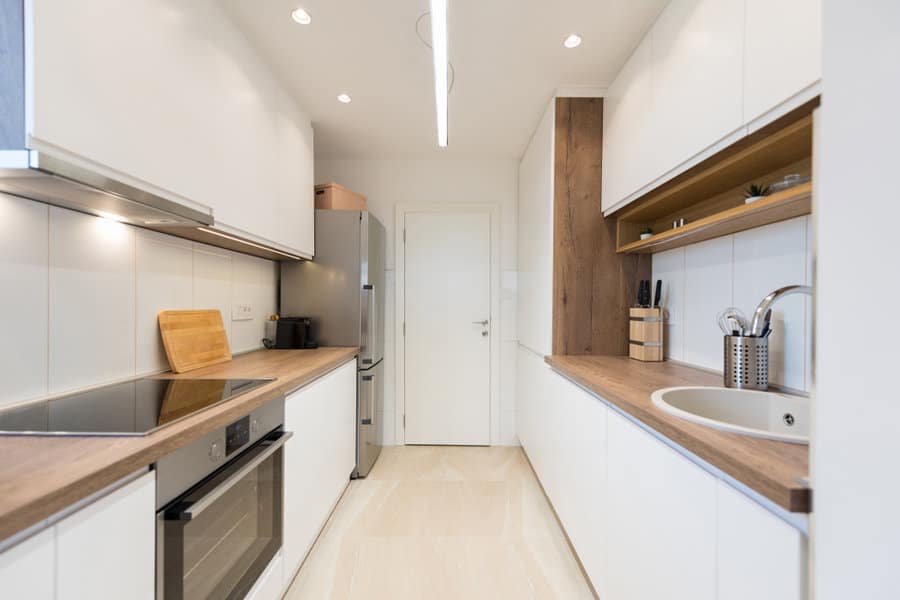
[724,335,768,390]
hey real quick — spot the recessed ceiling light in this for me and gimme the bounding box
[564,34,582,49]
[337,93,352,104]
[291,8,312,25]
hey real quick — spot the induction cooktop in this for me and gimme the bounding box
[0,377,272,436]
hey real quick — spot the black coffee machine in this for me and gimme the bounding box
[273,317,318,349]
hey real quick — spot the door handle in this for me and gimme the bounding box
[361,374,374,425]
[472,320,489,326]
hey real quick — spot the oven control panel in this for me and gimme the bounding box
[225,416,250,456]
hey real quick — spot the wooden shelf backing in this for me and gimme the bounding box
[617,183,811,254]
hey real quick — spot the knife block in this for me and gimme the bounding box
[629,308,664,362]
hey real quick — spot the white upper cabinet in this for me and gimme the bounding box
[516,101,555,356]
[601,36,655,211]
[650,0,744,170]
[28,0,315,256]
[744,0,822,123]
[602,0,821,214]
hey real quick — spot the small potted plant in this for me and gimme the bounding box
[744,183,770,204]
[640,227,653,240]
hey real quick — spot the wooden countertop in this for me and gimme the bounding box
[546,355,810,513]
[0,347,358,542]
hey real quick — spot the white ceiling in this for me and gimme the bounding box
[222,0,667,160]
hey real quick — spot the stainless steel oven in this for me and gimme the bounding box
[155,396,290,600]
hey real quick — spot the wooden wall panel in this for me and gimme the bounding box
[552,98,650,356]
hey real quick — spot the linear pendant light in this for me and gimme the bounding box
[429,0,448,147]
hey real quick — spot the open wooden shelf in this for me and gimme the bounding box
[614,99,817,254]
[617,182,811,254]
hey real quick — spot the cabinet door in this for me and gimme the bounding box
[29,0,315,256]
[283,360,356,583]
[717,481,807,600]
[549,373,609,597]
[601,35,655,212]
[744,0,822,122]
[650,0,744,178]
[516,102,555,356]
[0,527,55,600]
[56,471,156,600]
[607,410,717,600]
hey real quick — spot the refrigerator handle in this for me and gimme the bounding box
[361,374,374,425]
[362,284,376,366]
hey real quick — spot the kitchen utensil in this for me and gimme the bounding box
[158,309,232,373]
[717,307,749,337]
[759,308,773,337]
[637,280,646,307]
[653,280,662,308]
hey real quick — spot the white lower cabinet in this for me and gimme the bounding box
[518,357,807,599]
[607,410,718,600]
[0,470,156,600]
[0,527,55,600]
[56,471,156,600]
[717,481,807,600]
[282,359,357,587]
[516,347,609,595]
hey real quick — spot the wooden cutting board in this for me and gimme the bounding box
[158,310,232,373]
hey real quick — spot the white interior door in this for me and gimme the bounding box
[404,210,491,445]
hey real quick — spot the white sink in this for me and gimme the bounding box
[651,386,809,444]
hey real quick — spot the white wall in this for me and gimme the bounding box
[813,1,900,597]
[314,159,519,445]
[652,216,813,391]
[0,193,278,407]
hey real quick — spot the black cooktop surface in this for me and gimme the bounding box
[0,378,271,436]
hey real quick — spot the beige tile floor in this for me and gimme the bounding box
[283,445,595,600]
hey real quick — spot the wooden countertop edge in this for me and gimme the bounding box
[545,355,811,513]
[0,347,358,542]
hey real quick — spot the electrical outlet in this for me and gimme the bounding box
[232,303,253,321]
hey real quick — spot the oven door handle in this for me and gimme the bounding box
[164,430,293,521]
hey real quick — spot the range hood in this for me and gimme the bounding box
[0,150,306,261]
[0,150,213,228]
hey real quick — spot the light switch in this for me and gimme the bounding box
[232,303,253,321]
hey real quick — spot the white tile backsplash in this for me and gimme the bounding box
[49,208,136,394]
[654,216,813,390]
[231,253,277,354]
[733,218,808,390]
[652,247,686,361]
[0,195,279,407]
[193,244,234,346]
[684,236,734,371]
[0,196,49,405]
[135,230,193,374]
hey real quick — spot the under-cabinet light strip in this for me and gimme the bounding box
[197,227,304,260]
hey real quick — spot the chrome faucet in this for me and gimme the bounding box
[749,285,812,337]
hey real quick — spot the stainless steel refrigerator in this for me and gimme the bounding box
[280,210,385,477]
